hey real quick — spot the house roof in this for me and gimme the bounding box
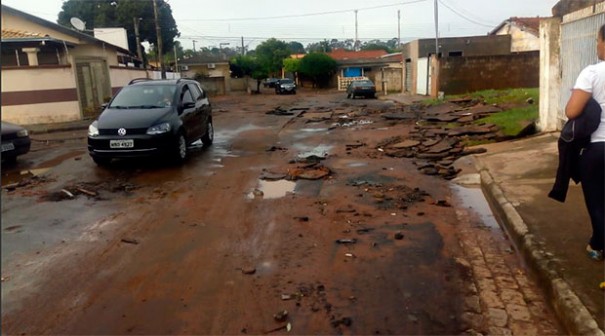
[489,17,542,36]
[1,4,132,55]
[327,49,388,61]
[1,29,44,39]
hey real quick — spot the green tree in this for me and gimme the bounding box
[299,53,337,88]
[58,0,180,59]
[306,40,332,53]
[255,38,290,77]
[287,41,305,54]
[283,58,300,74]
[230,55,267,93]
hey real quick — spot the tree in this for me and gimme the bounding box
[255,38,291,77]
[299,53,337,88]
[230,55,267,93]
[287,41,305,54]
[306,40,332,53]
[58,0,180,60]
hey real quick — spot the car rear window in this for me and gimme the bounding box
[110,85,176,108]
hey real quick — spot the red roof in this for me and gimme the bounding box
[327,49,388,61]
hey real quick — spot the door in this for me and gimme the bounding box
[76,60,110,119]
[178,85,198,141]
[405,61,413,93]
[416,57,429,95]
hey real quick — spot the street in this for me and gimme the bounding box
[1,90,562,335]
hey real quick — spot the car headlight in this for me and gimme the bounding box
[16,129,28,137]
[146,122,171,135]
[88,122,99,137]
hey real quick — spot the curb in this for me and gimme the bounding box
[473,157,604,336]
[28,124,89,135]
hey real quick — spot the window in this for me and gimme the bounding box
[449,51,463,57]
[181,87,194,104]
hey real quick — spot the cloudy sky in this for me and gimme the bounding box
[3,0,559,50]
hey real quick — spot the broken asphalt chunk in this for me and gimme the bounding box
[273,310,289,322]
[121,238,139,245]
[241,267,256,275]
[394,232,405,240]
[335,238,357,244]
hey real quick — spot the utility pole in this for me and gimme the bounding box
[354,10,359,51]
[397,10,401,48]
[174,44,178,74]
[241,36,245,55]
[434,0,439,57]
[192,40,197,54]
[153,0,165,79]
[133,17,143,67]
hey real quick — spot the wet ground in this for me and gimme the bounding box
[1,90,562,334]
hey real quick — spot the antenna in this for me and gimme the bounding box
[70,17,86,31]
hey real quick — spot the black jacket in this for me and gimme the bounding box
[549,98,602,202]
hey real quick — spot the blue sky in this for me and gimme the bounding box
[2,0,559,50]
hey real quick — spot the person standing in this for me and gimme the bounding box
[565,24,605,261]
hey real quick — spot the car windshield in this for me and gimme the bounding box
[109,85,176,109]
[280,79,294,84]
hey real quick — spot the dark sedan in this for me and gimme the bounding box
[87,78,213,166]
[1,121,31,163]
[263,78,279,88]
[275,78,296,94]
[346,79,376,99]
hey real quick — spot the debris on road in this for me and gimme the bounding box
[394,232,405,240]
[266,107,295,116]
[241,267,256,275]
[120,238,139,245]
[335,238,357,244]
[76,187,97,197]
[331,317,352,328]
[273,310,288,322]
[61,189,74,199]
[287,165,331,180]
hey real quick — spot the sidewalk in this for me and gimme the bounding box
[465,133,604,335]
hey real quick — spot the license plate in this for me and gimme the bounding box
[1,143,15,152]
[109,139,134,149]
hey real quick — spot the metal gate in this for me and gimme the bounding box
[404,61,413,92]
[416,57,429,95]
[559,11,605,121]
[76,59,110,119]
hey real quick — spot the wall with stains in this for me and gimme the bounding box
[438,51,540,95]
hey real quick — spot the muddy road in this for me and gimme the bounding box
[1,91,561,335]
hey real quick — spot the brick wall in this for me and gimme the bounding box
[438,51,539,95]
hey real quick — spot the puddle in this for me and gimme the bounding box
[2,168,51,186]
[214,124,267,142]
[340,120,374,128]
[451,185,499,229]
[300,128,329,133]
[348,162,368,168]
[248,180,296,199]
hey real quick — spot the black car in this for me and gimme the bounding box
[263,78,279,88]
[275,78,296,94]
[87,78,213,166]
[1,121,31,163]
[346,79,376,99]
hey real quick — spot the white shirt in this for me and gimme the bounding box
[574,61,605,142]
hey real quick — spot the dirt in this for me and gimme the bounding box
[0,90,561,335]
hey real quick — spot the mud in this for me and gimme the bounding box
[1,90,561,335]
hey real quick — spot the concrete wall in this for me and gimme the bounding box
[197,77,226,96]
[538,18,562,132]
[438,51,540,95]
[109,66,148,94]
[375,67,403,93]
[494,25,540,52]
[230,78,249,91]
[1,66,80,124]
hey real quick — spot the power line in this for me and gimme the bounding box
[437,0,495,28]
[439,0,499,27]
[178,0,428,22]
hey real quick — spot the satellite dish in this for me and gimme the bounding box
[70,17,86,31]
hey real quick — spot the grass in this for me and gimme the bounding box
[422,88,539,138]
[475,106,538,137]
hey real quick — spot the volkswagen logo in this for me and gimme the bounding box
[118,128,127,136]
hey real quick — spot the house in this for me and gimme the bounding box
[1,4,144,125]
[179,54,231,95]
[327,49,404,91]
[490,17,542,52]
[401,35,514,95]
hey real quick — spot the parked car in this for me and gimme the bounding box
[1,121,31,163]
[275,78,297,94]
[263,78,279,88]
[87,78,213,166]
[346,79,376,99]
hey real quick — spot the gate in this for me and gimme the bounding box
[76,59,111,119]
[405,61,413,92]
[416,57,429,95]
[559,11,605,121]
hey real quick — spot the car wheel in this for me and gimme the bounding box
[201,118,214,146]
[92,156,111,166]
[346,93,351,99]
[173,132,188,163]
